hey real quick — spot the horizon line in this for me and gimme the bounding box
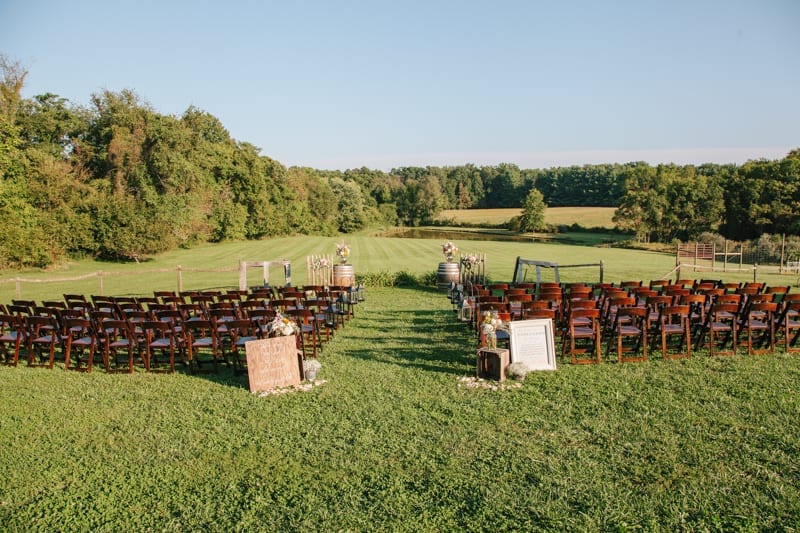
[283,146,795,172]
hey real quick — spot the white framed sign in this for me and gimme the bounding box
[508,319,557,371]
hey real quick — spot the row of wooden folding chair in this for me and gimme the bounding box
[1,296,339,373]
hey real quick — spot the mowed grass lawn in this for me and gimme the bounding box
[437,207,618,228]
[2,235,792,302]
[2,237,800,529]
[1,286,799,530]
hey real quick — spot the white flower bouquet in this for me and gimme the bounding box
[441,241,458,262]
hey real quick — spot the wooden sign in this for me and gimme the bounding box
[245,336,302,393]
[508,319,557,371]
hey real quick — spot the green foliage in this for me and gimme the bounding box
[2,54,800,270]
[518,188,547,232]
[395,171,444,226]
[356,269,436,288]
[331,177,367,233]
[723,157,800,240]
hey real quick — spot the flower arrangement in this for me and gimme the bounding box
[441,241,458,262]
[312,256,330,270]
[336,242,350,264]
[267,312,299,337]
[303,358,322,380]
[481,311,508,349]
[460,254,478,270]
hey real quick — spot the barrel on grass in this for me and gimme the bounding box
[333,264,355,287]
[437,262,460,291]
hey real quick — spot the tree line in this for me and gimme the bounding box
[1,56,798,269]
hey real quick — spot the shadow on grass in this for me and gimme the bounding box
[341,308,477,376]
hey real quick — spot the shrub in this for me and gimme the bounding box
[356,270,431,288]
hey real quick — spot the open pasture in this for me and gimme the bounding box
[436,207,618,228]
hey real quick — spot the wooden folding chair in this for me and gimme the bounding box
[0,314,25,366]
[562,308,602,364]
[695,303,739,356]
[606,306,648,363]
[651,305,691,359]
[739,302,778,355]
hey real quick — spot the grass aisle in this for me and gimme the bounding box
[1,287,799,530]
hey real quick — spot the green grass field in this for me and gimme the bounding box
[2,236,800,529]
[1,285,799,530]
[437,207,617,228]
[2,235,793,302]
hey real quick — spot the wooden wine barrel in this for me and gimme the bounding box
[332,264,355,287]
[437,262,460,291]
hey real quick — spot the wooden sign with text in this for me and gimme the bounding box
[245,336,302,393]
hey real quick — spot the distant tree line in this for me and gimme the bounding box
[1,56,798,269]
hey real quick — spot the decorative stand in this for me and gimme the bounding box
[333,264,355,287]
[437,262,460,291]
[477,347,510,382]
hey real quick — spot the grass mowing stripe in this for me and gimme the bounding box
[3,235,796,302]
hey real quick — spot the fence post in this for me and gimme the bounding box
[723,240,728,272]
[740,243,743,272]
[239,261,246,291]
[754,263,758,284]
[712,242,716,272]
[15,278,21,299]
[780,233,786,273]
[98,271,104,295]
[177,265,183,293]
[599,260,604,284]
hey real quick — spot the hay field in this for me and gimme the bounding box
[437,207,617,228]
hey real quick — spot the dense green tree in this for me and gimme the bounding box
[518,188,547,232]
[330,177,367,233]
[723,155,800,240]
[395,172,444,226]
[613,163,665,242]
[479,163,521,208]
[286,167,338,235]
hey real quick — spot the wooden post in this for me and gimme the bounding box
[98,271,104,295]
[177,265,183,293]
[712,242,716,272]
[599,260,604,284]
[780,233,786,273]
[239,261,247,291]
[739,243,743,272]
[723,240,728,272]
[15,278,21,299]
[693,243,698,272]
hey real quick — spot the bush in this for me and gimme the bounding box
[356,270,432,288]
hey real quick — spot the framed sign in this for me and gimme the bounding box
[245,335,302,393]
[508,319,557,371]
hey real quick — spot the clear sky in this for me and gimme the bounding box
[2,0,798,170]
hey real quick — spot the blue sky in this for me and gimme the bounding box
[2,1,798,170]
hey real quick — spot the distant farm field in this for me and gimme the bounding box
[437,207,617,228]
